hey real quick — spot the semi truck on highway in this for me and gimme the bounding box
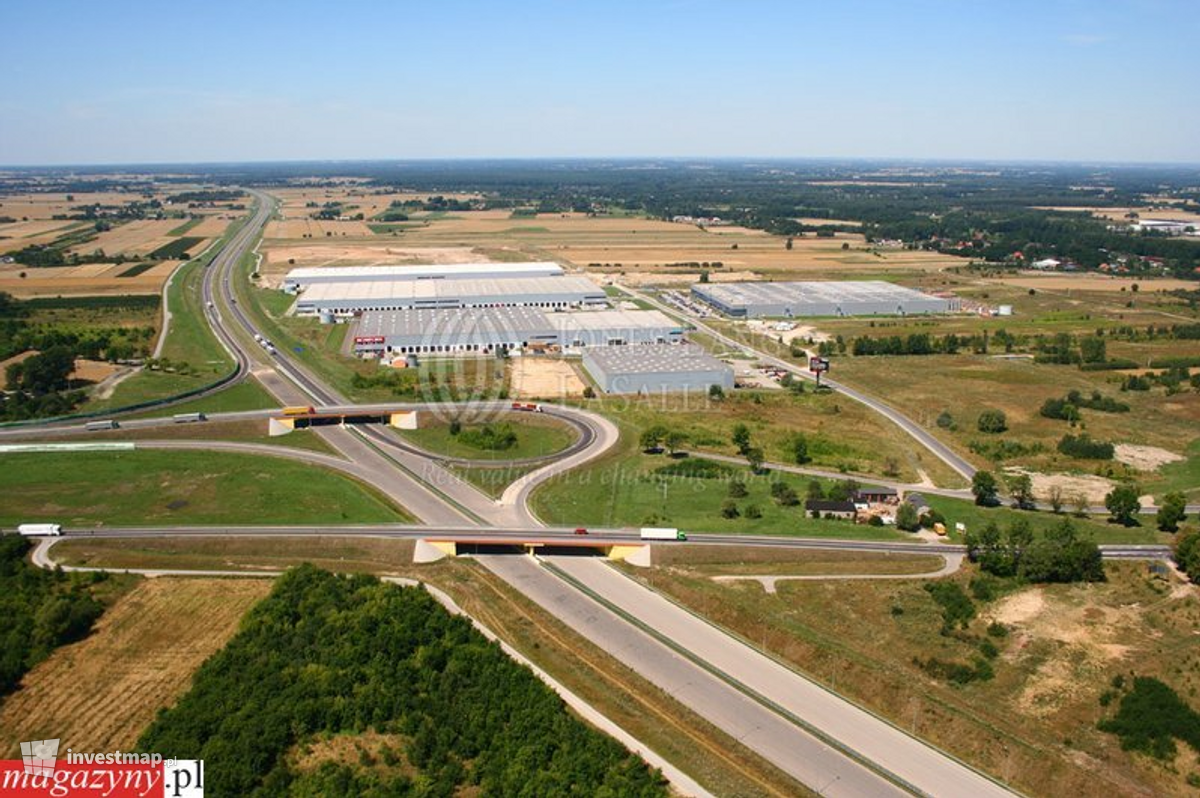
[511,402,543,413]
[640,527,687,541]
[281,406,316,416]
[18,523,62,536]
[172,413,207,423]
[84,419,119,431]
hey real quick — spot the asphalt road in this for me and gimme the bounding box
[477,553,903,797]
[546,555,1015,797]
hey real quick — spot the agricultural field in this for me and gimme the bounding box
[0,261,180,297]
[0,577,271,753]
[626,556,1200,797]
[257,198,968,286]
[0,449,412,526]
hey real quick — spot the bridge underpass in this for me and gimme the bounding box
[268,409,417,436]
[415,538,650,565]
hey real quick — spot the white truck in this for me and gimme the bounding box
[172,412,207,423]
[18,523,62,536]
[640,527,687,541]
[84,419,119,431]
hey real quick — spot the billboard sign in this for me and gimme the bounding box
[809,356,830,374]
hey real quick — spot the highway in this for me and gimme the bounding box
[4,190,1173,797]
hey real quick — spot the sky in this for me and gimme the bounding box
[2,0,1198,165]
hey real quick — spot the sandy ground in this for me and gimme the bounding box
[509,357,585,399]
[745,320,832,345]
[984,274,1197,293]
[1005,467,1116,505]
[985,587,1141,718]
[71,358,122,383]
[1114,444,1184,471]
[262,244,485,275]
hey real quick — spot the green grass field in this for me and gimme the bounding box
[0,450,411,526]
[397,414,578,461]
[128,379,279,419]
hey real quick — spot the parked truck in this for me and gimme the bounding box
[18,523,62,536]
[640,527,687,541]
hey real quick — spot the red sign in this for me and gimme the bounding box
[809,357,830,373]
[0,759,203,797]
[354,336,385,345]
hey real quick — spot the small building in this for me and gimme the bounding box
[582,344,733,395]
[903,492,930,513]
[855,486,898,504]
[805,500,858,520]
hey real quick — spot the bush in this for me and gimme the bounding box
[979,639,999,659]
[977,408,1008,434]
[1057,433,1114,460]
[744,504,763,519]
[987,621,1009,638]
[1098,677,1200,760]
[458,423,518,451]
[924,582,975,634]
[720,500,740,519]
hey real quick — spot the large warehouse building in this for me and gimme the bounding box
[352,307,684,356]
[582,344,734,395]
[282,262,564,292]
[691,280,956,318]
[295,275,608,316]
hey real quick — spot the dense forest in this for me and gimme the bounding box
[139,566,666,797]
[0,535,109,698]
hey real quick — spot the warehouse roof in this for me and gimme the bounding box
[297,274,606,303]
[693,280,942,307]
[583,344,727,374]
[551,308,683,336]
[284,261,563,283]
[357,306,551,338]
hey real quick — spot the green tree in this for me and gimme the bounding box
[791,434,811,465]
[731,423,752,455]
[744,447,765,474]
[664,429,688,456]
[770,481,799,506]
[639,424,668,452]
[707,383,724,399]
[806,480,825,501]
[896,501,920,532]
[976,409,1008,434]
[1105,484,1142,527]
[1007,472,1035,510]
[720,500,740,519]
[728,477,748,498]
[972,470,1000,506]
[1157,492,1187,533]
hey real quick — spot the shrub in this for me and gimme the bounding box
[977,409,1008,434]
[1098,677,1200,760]
[924,582,975,634]
[744,504,763,519]
[1057,434,1114,460]
[458,423,518,451]
[987,621,1008,638]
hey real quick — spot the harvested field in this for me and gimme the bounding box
[0,577,272,754]
[615,270,760,286]
[265,218,374,238]
[0,219,80,238]
[67,219,189,256]
[509,357,586,399]
[186,216,234,237]
[0,261,178,297]
[983,274,1197,293]
[261,244,485,274]
[1034,206,1200,224]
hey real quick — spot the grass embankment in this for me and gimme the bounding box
[652,547,947,577]
[128,379,279,418]
[55,417,338,455]
[82,215,250,412]
[629,557,1200,797]
[397,412,578,461]
[0,577,269,754]
[0,450,411,526]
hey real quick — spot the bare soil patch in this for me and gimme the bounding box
[1113,444,1184,471]
[509,357,585,399]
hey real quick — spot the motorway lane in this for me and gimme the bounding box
[476,554,902,797]
[617,283,979,481]
[546,556,1016,797]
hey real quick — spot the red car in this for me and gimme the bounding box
[574,527,589,535]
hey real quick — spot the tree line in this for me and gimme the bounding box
[138,566,667,797]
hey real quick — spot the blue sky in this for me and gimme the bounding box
[2,0,1197,165]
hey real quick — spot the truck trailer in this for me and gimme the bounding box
[18,523,62,536]
[640,527,687,541]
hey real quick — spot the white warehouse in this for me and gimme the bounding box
[282,262,565,292]
[295,275,608,316]
[583,344,734,395]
